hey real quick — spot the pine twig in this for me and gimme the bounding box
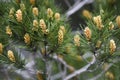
[88,64,112,80]
[88,58,120,80]
[65,0,94,18]
[52,54,74,71]
[63,55,96,80]
[50,54,74,80]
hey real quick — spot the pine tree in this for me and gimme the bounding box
[0,0,120,80]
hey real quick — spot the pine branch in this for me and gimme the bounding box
[52,54,75,71]
[88,64,112,80]
[65,0,94,18]
[63,55,96,80]
[50,54,74,80]
[88,58,120,80]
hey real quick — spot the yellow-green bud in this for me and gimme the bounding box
[7,50,15,62]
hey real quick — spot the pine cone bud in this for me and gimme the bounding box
[109,21,114,30]
[20,3,25,11]
[47,8,53,18]
[74,34,80,46]
[7,50,15,62]
[110,39,116,54]
[33,20,38,27]
[6,25,12,37]
[30,0,35,5]
[96,40,102,48]
[82,9,92,19]
[9,8,15,18]
[116,16,120,28]
[54,13,60,21]
[36,71,43,80]
[16,9,22,22]
[60,26,65,34]
[93,15,103,30]
[0,43,3,54]
[84,27,91,40]
[24,33,31,45]
[39,19,46,30]
[105,71,114,80]
[58,29,64,44]
[32,7,39,16]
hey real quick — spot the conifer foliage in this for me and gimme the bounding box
[0,0,120,80]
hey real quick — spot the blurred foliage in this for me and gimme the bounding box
[0,0,120,80]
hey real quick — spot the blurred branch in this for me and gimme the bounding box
[52,55,75,71]
[89,58,120,80]
[63,55,96,80]
[2,66,11,80]
[65,0,94,18]
[45,61,52,80]
[64,0,72,8]
[51,63,67,80]
[50,54,74,80]
[89,63,112,80]
[51,72,65,80]
[14,61,36,80]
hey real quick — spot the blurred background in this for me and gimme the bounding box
[0,0,120,80]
